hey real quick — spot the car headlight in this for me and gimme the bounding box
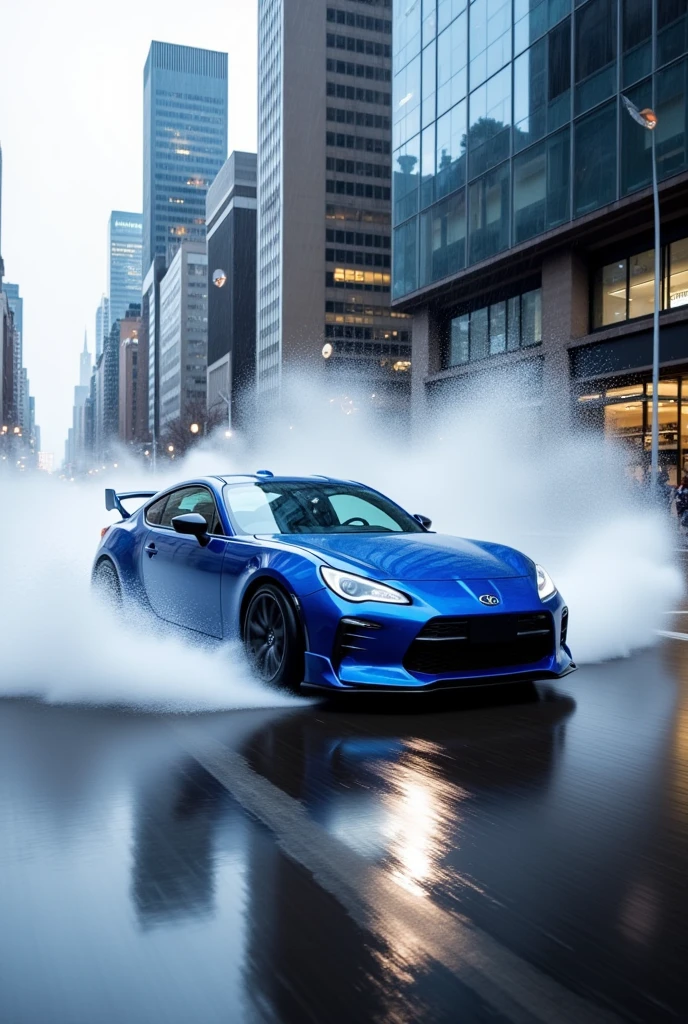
[536,564,557,600]
[320,566,410,604]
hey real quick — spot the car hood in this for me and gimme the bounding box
[270,532,532,581]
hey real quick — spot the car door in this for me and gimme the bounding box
[140,485,226,638]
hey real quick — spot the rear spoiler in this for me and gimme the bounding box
[105,488,157,520]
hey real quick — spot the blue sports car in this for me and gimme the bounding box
[92,472,575,693]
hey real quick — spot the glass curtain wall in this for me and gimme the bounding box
[593,232,688,326]
[393,0,688,300]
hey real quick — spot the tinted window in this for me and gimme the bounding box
[224,482,424,535]
[159,487,223,534]
[145,495,168,525]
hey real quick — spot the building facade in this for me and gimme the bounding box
[108,212,143,327]
[143,41,228,271]
[3,283,23,426]
[206,151,257,429]
[256,0,411,415]
[143,255,167,442]
[392,0,688,481]
[158,242,208,429]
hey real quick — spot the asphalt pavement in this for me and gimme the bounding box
[2,639,688,1024]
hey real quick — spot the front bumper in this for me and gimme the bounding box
[299,576,574,692]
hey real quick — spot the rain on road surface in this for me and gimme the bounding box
[1,636,688,1024]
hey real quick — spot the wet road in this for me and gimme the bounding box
[2,641,688,1024]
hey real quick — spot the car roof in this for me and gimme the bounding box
[212,473,358,486]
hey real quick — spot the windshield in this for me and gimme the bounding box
[224,482,424,535]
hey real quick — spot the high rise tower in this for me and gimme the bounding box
[142,41,228,271]
[108,212,143,326]
[80,331,91,388]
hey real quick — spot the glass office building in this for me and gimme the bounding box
[108,212,143,328]
[143,42,228,271]
[393,0,688,479]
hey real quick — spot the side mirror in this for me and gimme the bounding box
[414,514,432,530]
[172,513,210,546]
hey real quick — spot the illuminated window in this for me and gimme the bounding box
[333,268,391,285]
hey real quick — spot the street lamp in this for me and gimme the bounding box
[621,94,660,498]
[167,444,174,453]
[189,422,200,435]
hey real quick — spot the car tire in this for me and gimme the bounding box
[243,583,304,691]
[92,559,122,610]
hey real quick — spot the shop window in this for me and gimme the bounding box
[574,102,617,217]
[594,261,628,327]
[628,249,656,318]
[669,239,688,308]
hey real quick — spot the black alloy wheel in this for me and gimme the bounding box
[92,559,122,610]
[243,584,303,690]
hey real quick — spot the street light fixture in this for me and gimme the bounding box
[167,444,174,453]
[189,422,200,435]
[621,93,660,498]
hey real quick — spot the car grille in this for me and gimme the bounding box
[403,613,555,675]
[332,617,382,670]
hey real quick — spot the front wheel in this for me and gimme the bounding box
[243,584,304,691]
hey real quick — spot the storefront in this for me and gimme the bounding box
[576,377,688,484]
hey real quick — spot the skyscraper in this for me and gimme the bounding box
[143,41,228,271]
[79,332,91,388]
[95,295,110,361]
[158,242,208,429]
[256,0,410,412]
[3,283,23,423]
[108,212,143,327]
[206,151,257,429]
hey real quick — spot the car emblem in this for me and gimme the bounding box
[479,594,500,606]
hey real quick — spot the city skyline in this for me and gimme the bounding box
[0,0,257,456]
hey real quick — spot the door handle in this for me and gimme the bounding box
[145,543,158,558]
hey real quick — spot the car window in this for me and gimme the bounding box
[224,481,423,534]
[157,487,224,534]
[329,493,402,532]
[145,494,168,525]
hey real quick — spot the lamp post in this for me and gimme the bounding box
[621,94,660,499]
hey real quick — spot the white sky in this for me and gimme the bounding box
[1,0,257,456]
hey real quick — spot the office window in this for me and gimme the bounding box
[468,161,509,264]
[392,219,418,298]
[514,39,546,152]
[437,12,467,116]
[521,288,542,346]
[657,0,688,68]
[423,0,438,45]
[436,99,467,198]
[590,237,688,327]
[419,189,466,285]
[621,78,652,195]
[422,42,437,128]
[574,101,617,217]
[421,123,436,207]
[575,0,617,115]
[437,0,467,34]
[394,0,422,67]
[393,135,420,222]
[656,58,688,181]
[444,287,542,368]
[489,300,506,354]
[594,261,628,327]
[449,312,470,364]
[548,17,571,131]
[468,66,511,178]
[622,0,652,86]
[393,54,421,149]
[469,0,511,90]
